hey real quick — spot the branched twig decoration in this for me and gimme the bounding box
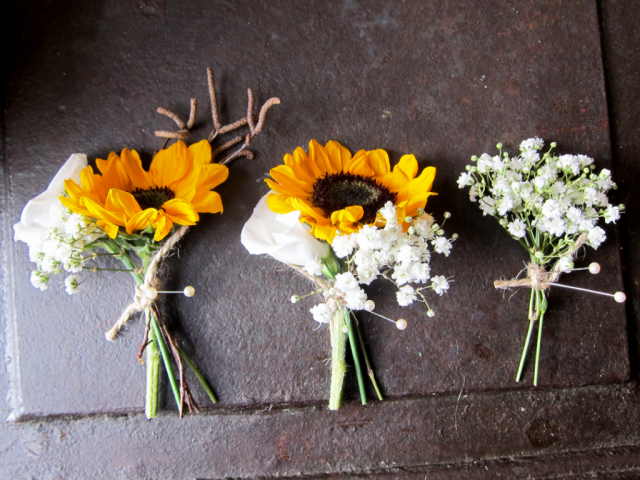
[154,68,281,165]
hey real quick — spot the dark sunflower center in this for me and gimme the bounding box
[311,172,397,224]
[131,187,175,210]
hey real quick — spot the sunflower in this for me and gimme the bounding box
[266,140,436,242]
[59,140,228,241]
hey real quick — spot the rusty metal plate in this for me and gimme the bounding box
[3,0,628,419]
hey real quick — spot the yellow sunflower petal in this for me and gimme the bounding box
[289,197,330,225]
[96,152,133,192]
[105,189,142,220]
[151,140,191,188]
[161,198,199,225]
[294,146,323,178]
[97,220,119,239]
[397,166,437,202]
[188,139,212,167]
[59,195,92,217]
[366,149,391,177]
[266,192,296,214]
[126,208,158,234]
[311,223,338,243]
[81,197,127,227]
[120,148,152,190]
[190,191,223,214]
[269,165,313,198]
[330,206,364,231]
[283,152,316,184]
[309,140,337,175]
[325,140,352,172]
[345,149,374,176]
[197,163,229,191]
[153,212,173,241]
[393,154,419,181]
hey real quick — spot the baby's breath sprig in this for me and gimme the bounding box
[459,138,625,385]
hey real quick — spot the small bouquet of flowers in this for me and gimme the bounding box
[242,140,456,409]
[13,69,279,417]
[458,138,625,385]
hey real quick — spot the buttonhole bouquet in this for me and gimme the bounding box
[242,140,456,409]
[13,69,279,418]
[458,138,625,385]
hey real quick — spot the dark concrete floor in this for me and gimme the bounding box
[1,0,640,478]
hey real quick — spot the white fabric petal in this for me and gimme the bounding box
[241,194,330,266]
[13,154,87,245]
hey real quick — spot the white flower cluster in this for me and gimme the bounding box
[458,138,623,262]
[28,202,105,293]
[305,202,456,324]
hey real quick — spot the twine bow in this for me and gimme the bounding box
[494,232,588,291]
[105,225,189,341]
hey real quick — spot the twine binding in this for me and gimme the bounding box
[105,225,189,341]
[494,232,588,291]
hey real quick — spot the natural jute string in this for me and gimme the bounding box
[105,225,189,341]
[494,232,588,291]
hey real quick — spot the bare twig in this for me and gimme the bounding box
[187,98,197,130]
[220,147,255,165]
[211,136,243,161]
[207,67,222,131]
[247,88,256,134]
[254,97,281,136]
[157,107,186,130]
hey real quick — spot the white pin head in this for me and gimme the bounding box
[614,292,626,303]
[396,319,408,330]
[364,300,375,312]
[144,287,158,300]
[183,286,195,297]
[588,263,601,274]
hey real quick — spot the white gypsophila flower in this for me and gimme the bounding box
[397,244,420,265]
[39,256,60,274]
[458,172,474,189]
[497,195,515,216]
[432,236,452,256]
[396,285,417,307]
[547,218,566,237]
[509,157,526,171]
[603,205,620,224]
[379,201,397,222]
[345,287,368,310]
[391,265,412,285]
[583,187,599,207]
[357,265,379,285]
[64,257,85,274]
[64,274,81,295]
[541,199,565,219]
[334,272,358,292]
[469,185,478,202]
[477,154,492,174]
[577,154,594,168]
[491,156,506,174]
[431,275,449,295]
[596,192,609,207]
[566,206,585,224]
[30,271,49,291]
[303,259,324,276]
[549,181,567,196]
[479,197,496,216]
[28,246,43,264]
[587,226,606,248]
[558,154,580,176]
[356,225,382,250]
[309,303,334,324]
[332,233,356,258]
[507,219,527,238]
[533,176,547,191]
[520,138,544,151]
[557,257,574,273]
[490,177,511,197]
[521,149,540,163]
[411,262,431,283]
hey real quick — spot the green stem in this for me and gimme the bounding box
[354,316,383,400]
[329,307,348,410]
[344,311,367,405]
[178,347,217,404]
[145,320,161,419]
[533,291,546,387]
[516,288,537,382]
[150,312,181,409]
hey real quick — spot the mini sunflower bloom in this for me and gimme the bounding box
[59,139,228,241]
[265,140,437,242]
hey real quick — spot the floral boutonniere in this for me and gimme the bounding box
[458,138,625,385]
[13,69,279,418]
[242,140,456,409]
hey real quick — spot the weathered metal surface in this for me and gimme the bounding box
[1,382,640,478]
[3,0,628,418]
[2,0,640,477]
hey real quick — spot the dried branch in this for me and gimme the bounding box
[157,107,186,130]
[220,147,255,165]
[187,98,197,130]
[207,67,222,131]
[247,88,256,135]
[154,99,197,149]
[211,136,243,160]
[254,97,281,136]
